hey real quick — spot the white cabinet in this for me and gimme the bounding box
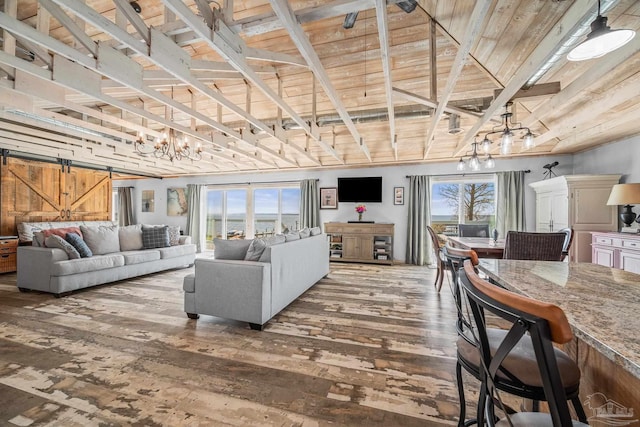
[592,232,640,274]
[530,175,620,263]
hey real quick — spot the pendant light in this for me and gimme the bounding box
[567,0,635,61]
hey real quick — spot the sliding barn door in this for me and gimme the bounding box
[1,158,112,236]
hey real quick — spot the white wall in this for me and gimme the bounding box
[116,154,573,262]
[572,134,640,183]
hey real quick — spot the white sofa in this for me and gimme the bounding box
[16,221,196,297]
[183,233,329,330]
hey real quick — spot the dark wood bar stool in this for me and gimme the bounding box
[427,225,446,292]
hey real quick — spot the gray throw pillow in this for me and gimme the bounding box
[257,234,287,263]
[45,235,81,259]
[65,233,93,258]
[310,227,322,236]
[142,225,170,249]
[244,238,267,261]
[213,238,252,260]
[80,225,121,255]
[284,232,301,242]
[299,228,311,238]
[33,231,45,247]
[119,224,143,251]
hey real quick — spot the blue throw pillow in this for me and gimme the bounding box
[65,232,93,258]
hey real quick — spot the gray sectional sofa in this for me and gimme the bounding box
[16,221,196,297]
[183,231,329,330]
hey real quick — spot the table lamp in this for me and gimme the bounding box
[606,183,640,232]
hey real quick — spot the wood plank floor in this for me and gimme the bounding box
[0,263,483,426]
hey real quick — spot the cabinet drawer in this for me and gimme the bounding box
[0,253,17,273]
[622,240,640,250]
[0,239,18,248]
[594,237,613,245]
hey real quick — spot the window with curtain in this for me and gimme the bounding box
[112,189,118,222]
[431,176,496,236]
[205,184,300,251]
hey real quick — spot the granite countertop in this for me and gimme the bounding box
[478,259,640,379]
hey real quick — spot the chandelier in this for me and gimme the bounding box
[457,140,495,171]
[135,129,203,162]
[479,101,534,156]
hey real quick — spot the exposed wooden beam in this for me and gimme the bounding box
[494,82,561,101]
[423,0,491,159]
[39,0,98,57]
[269,0,371,162]
[374,0,396,159]
[453,0,596,157]
[392,87,493,121]
[1,0,17,78]
[112,0,150,45]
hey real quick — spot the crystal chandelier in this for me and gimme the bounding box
[457,140,495,171]
[135,129,203,162]
[479,102,534,156]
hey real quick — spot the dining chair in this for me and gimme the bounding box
[503,231,565,261]
[558,228,574,261]
[427,225,446,292]
[458,223,490,237]
[459,260,588,426]
[445,248,586,426]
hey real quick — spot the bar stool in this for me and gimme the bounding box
[427,225,446,292]
[459,260,588,426]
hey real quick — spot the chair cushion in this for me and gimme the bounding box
[456,328,581,389]
[65,233,93,258]
[51,254,124,276]
[122,250,161,265]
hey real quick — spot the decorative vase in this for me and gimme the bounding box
[358,213,363,221]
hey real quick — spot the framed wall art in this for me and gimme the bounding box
[320,187,338,209]
[394,187,404,205]
[141,190,155,212]
[167,187,189,216]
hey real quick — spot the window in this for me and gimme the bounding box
[205,184,300,251]
[431,176,496,236]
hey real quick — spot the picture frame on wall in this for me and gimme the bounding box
[167,187,189,216]
[320,187,338,209]
[141,190,154,212]
[394,187,404,205]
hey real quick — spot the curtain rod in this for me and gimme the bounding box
[206,178,318,186]
[406,170,530,178]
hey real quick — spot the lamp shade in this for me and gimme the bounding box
[606,183,640,205]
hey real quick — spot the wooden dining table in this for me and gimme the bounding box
[446,236,505,259]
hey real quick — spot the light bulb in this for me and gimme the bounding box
[457,158,466,171]
[501,129,513,146]
[469,154,480,171]
[485,154,495,169]
[523,130,534,149]
[481,137,492,154]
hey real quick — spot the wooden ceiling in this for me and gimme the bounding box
[0,0,638,177]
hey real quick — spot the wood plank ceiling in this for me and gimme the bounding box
[0,0,638,177]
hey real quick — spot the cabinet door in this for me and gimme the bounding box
[359,237,374,260]
[593,246,615,268]
[550,190,568,231]
[619,250,640,274]
[536,193,552,232]
[342,236,360,259]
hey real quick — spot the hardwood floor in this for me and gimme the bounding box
[0,263,481,426]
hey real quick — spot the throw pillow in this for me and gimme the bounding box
[257,234,287,263]
[168,225,181,246]
[118,224,143,251]
[310,226,322,236]
[284,232,301,242]
[213,238,252,260]
[142,225,170,249]
[299,228,311,239]
[80,225,121,255]
[244,238,267,261]
[65,233,93,258]
[42,226,83,243]
[45,235,81,259]
[33,231,45,247]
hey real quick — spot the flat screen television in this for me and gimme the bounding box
[337,177,382,203]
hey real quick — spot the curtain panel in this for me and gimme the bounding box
[117,187,133,227]
[406,175,431,266]
[299,179,320,229]
[496,171,526,237]
[186,184,206,253]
